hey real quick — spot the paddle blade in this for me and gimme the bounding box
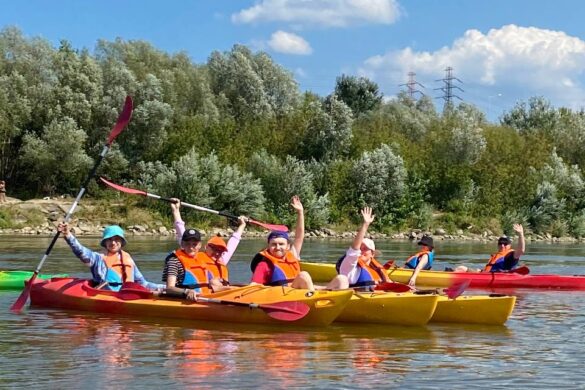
[374,281,412,293]
[259,301,310,321]
[249,219,289,232]
[100,177,147,196]
[511,266,530,275]
[444,280,470,299]
[10,273,38,312]
[106,96,133,145]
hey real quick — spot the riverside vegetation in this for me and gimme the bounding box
[2,27,585,239]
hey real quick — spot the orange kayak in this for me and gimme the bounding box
[29,277,353,327]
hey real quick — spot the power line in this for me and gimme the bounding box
[399,71,425,99]
[434,66,464,109]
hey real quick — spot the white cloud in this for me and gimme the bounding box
[268,31,313,55]
[232,0,401,28]
[359,24,585,109]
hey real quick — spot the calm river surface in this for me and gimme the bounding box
[1,235,585,389]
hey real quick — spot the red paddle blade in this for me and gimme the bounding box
[511,266,530,275]
[249,219,289,232]
[444,280,470,299]
[100,177,147,196]
[107,96,133,145]
[10,274,37,312]
[260,301,310,321]
[374,281,412,293]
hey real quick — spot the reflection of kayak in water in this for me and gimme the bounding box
[0,270,67,290]
[301,261,585,290]
[30,277,353,327]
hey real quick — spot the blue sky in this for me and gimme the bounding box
[3,0,585,120]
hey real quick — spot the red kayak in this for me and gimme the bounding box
[301,262,585,290]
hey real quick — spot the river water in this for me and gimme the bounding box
[1,235,584,389]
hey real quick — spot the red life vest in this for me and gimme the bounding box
[174,249,211,293]
[196,251,229,284]
[102,250,135,284]
[484,248,514,272]
[254,249,301,286]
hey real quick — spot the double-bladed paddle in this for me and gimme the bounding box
[99,177,289,232]
[10,96,134,312]
[117,283,309,322]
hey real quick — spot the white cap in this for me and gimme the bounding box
[362,238,376,251]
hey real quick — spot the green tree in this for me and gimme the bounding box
[333,74,383,116]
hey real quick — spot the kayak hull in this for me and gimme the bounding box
[301,261,585,290]
[432,295,516,325]
[335,291,439,326]
[0,271,67,290]
[29,278,353,327]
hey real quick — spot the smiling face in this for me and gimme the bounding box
[104,236,124,254]
[206,244,227,261]
[267,237,290,258]
[360,244,374,262]
[181,239,201,257]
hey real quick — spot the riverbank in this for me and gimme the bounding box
[0,197,582,243]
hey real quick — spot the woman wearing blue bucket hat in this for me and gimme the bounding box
[58,222,163,291]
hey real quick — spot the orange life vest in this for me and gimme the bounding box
[174,249,211,293]
[484,248,514,272]
[196,251,229,284]
[351,256,389,288]
[254,249,301,286]
[102,250,135,284]
[405,250,434,270]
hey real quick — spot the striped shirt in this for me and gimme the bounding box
[161,252,186,285]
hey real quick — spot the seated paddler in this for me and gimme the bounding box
[250,195,348,291]
[337,207,393,291]
[58,223,162,292]
[169,197,247,292]
[404,235,434,287]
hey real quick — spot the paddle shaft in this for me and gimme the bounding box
[11,97,133,312]
[143,193,238,220]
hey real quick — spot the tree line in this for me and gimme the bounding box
[2,26,585,237]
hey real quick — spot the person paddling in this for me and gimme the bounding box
[337,207,393,291]
[404,235,435,287]
[162,198,247,300]
[250,195,348,291]
[57,223,162,291]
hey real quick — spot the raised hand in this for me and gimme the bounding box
[361,207,375,225]
[513,224,524,236]
[291,195,304,213]
[169,198,181,212]
[57,222,71,238]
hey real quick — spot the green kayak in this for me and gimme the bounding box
[0,271,67,290]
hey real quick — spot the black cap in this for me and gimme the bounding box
[182,228,201,242]
[498,236,511,245]
[417,235,434,248]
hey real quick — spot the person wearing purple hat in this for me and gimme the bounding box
[250,195,347,290]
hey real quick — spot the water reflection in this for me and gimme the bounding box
[1,237,585,388]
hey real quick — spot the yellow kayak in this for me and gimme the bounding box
[300,262,517,325]
[335,291,439,326]
[432,295,516,325]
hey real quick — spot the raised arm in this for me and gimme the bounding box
[170,198,185,244]
[291,195,304,256]
[513,223,525,258]
[351,207,375,250]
